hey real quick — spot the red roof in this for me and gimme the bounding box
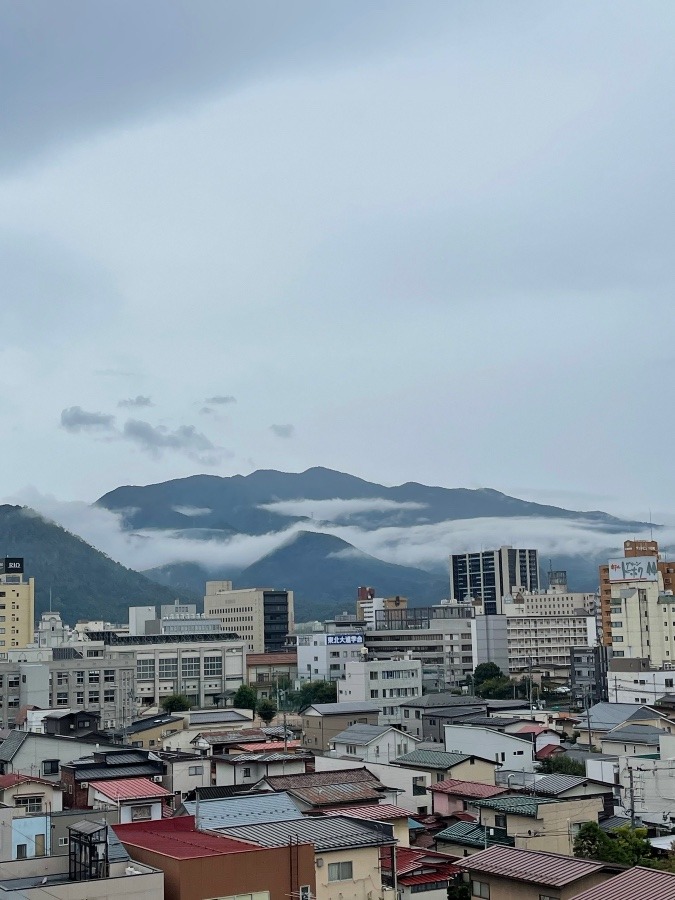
[452,811,477,822]
[0,773,56,789]
[230,740,300,753]
[536,744,565,760]
[569,866,675,900]
[399,868,459,886]
[322,804,410,821]
[89,777,172,801]
[114,815,264,859]
[516,725,556,735]
[246,652,297,666]
[381,847,460,882]
[428,779,508,799]
[458,845,604,887]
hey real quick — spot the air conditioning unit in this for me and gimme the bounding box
[153,776,163,783]
[300,886,311,900]
[80,782,89,789]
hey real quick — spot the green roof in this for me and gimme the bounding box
[435,821,514,849]
[394,749,477,769]
[472,795,561,817]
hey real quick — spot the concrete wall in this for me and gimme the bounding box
[302,711,379,752]
[444,726,535,773]
[214,757,306,787]
[316,845,384,900]
[0,854,162,900]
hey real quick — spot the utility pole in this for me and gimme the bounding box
[585,690,593,751]
[628,766,636,828]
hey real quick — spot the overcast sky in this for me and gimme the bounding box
[2,1,674,520]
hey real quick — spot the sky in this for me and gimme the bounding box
[2,1,675,526]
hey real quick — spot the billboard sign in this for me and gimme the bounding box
[326,634,364,645]
[608,557,658,583]
[0,558,23,575]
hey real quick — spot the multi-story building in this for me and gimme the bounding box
[569,645,611,705]
[337,655,423,725]
[204,582,294,652]
[297,628,366,682]
[504,611,597,674]
[129,601,224,636]
[0,560,35,650]
[355,587,407,628]
[450,546,540,614]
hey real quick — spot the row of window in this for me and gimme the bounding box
[137,656,223,679]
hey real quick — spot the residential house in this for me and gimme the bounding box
[213,751,309,787]
[464,794,604,855]
[600,722,667,755]
[252,768,393,811]
[156,750,211,801]
[177,791,304,829]
[381,847,460,900]
[577,702,675,749]
[457,845,617,900]
[321,803,413,847]
[60,748,164,809]
[218,815,397,900]
[568,865,675,900]
[398,695,488,740]
[0,731,117,781]
[0,821,163,900]
[444,725,537,773]
[301,701,380,752]
[49,807,120,856]
[329,723,418,762]
[88,776,173,821]
[0,774,63,814]
[246,651,297,698]
[111,714,185,749]
[42,710,102,738]
[393,749,500,785]
[313,755,434,816]
[427,779,508,817]
[531,774,615,817]
[115,814,315,900]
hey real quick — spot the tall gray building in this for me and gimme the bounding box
[450,545,540,614]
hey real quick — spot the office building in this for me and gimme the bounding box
[450,546,540,614]
[505,611,597,674]
[355,587,407,628]
[297,628,366,682]
[204,582,294,653]
[0,559,35,650]
[337,655,423,725]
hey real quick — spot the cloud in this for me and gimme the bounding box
[122,418,228,464]
[118,395,153,408]
[171,505,212,517]
[199,407,214,415]
[261,497,428,519]
[205,395,236,405]
[270,423,295,439]
[60,406,116,433]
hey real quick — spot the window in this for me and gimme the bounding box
[137,659,155,680]
[88,692,99,704]
[472,881,490,899]
[494,814,506,828]
[204,656,222,676]
[43,760,59,775]
[131,805,152,821]
[188,765,203,776]
[182,657,199,678]
[16,844,27,860]
[412,776,426,796]
[242,767,251,778]
[104,669,116,682]
[76,671,84,685]
[15,796,42,813]
[88,670,100,684]
[540,895,559,900]
[58,837,69,847]
[104,689,115,703]
[370,690,379,699]
[667,679,674,689]
[56,692,68,706]
[328,861,353,882]
[346,744,357,755]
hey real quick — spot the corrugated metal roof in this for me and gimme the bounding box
[0,731,28,761]
[428,779,507,798]
[322,804,410,821]
[220,815,396,851]
[586,702,647,732]
[76,764,161,781]
[89,777,172,801]
[264,768,379,789]
[457,845,605,887]
[306,701,381,715]
[533,774,589,795]
[472,795,560,816]
[231,741,300,752]
[221,751,309,763]
[568,866,675,900]
[331,724,393,746]
[115,816,262,858]
[435,821,514,849]
[393,750,473,769]
[602,724,666,743]
[123,715,183,734]
[398,870,458,886]
[182,791,304,828]
[288,782,384,806]
[189,710,252,725]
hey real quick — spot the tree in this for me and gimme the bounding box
[536,755,585,776]
[574,822,655,867]
[160,693,191,713]
[257,698,277,725]
[477,676,514,699]
[293,680,337,710]
[472,663,503,691]
[232,684,257,712]
[574,822,619,862]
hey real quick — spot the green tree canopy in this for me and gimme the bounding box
[472,662,503,690]
[294,680,337,709]
[574,822,655,867]
[232,684,257,712]
[160,693,191,713]
[256,698,277,725]
[536,755,585,776]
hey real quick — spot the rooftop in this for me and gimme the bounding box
[602,723,667,743]
[118,715,184,735]
[435,820,514,849]
[0,773,57,789]
[393,749,486,769]
[304,701,381,715]
[533,774,592,795]
[230,740,300,752]
[189,710,252,725]
[89,777,172,801]
[262,768,380,790]
[402,693,484,709]
[286,782,385,806]
[457,845,605,888]
[472,795,561,816]
[331,723,398,746]
[568,866,675,900]
[181,791,303,828]
[246,652,297,666]
[114,815,263,859]
[321,803,410,821]
[220,814,396,851]
[428,779,509,799]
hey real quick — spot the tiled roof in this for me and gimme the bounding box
[536,743,565,760]
[230,741,300,752]
[114,815,263,858]
[472,795,560,817]
[331,724,395,745]
[246,652,297,666]
[220,815,396,851]
[532,774,589,795]
[598,815,630,832]
[569,866,675,900]
[322,804,410,821]
[435,821,514,849]
[393,750,474,769]
[263,768,380,790]
[89,777,172,801]
[428,779,508,799]
[0,773,56,789]
[288,782,384,806]
[181,792,303,828]
[457,845,605,887]
[219,751,309,764]
[515,725,556,735]
[387,847,460,876]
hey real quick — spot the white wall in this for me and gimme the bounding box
[331,731,415,764]
[314,756,432,815]
[444,725,535,773]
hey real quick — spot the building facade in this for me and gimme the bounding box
[0,568,35,650]
[337,655,422,725]
[204,583,294,653]
[450,546,540,614]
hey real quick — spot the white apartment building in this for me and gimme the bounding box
[502,587,597,617]
[607,667,675,705]
[203,581,294,653]
[608,576,675,665]
[338,656,423,725]
[297,630,366,682]
[506,613,597,674]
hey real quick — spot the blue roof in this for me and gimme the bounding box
[181,791,304,829]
